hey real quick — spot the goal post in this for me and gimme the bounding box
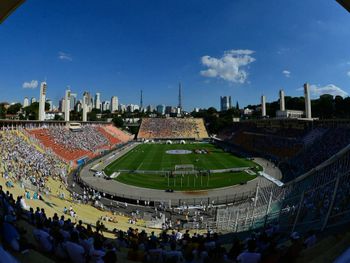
[174,164,195,172]
[169,165,210,189]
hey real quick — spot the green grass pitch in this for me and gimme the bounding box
[104,143,259,191]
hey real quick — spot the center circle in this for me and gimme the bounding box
[166,149,192,155]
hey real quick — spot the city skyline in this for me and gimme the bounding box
[20,86,184,113]
[1,1,350,111]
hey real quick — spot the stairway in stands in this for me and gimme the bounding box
[97,126,121,145]
[102,125,133,143]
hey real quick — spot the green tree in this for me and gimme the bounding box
[23,102,50,120]
[54,114,64,121]
[112,116,124,127]
[7,103,22,115]
[207,107,217,115]
[0,103,6,119]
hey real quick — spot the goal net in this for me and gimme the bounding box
[174,164,195,171]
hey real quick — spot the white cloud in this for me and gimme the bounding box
[58,51,72,61]
[200,49,256,83]
[300,84,348,98]
[347,71,350,77]
[282,70,291,78]
[22,80,38,89]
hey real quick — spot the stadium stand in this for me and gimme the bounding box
[26,124,131,164]
[102,124,134,143]
[45,125,110,152]
[301,127,327,146]
[280,127,350,181]
[1,119,350,261]
[138,118,209,140]
[3,172,350,263]
[0,130,68,190]
[0,178,332,263]
[96,126,121,145]
[217,121,350,181]
[27,128,93,163]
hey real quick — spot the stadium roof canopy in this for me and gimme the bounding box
[0,0,25,24]
[337,0,350,13]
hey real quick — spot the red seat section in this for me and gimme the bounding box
[25,125,133,165]
[27,128,93,163]
[102,125,134,143]
[96,126,121,145]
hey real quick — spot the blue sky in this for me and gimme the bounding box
[1,0,350,110]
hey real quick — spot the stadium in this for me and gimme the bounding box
[1,1,350,263]
[1,114,350,262]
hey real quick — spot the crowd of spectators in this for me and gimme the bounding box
[1,122,349,262]
[138,118,209,140]
[0,179,323,263]
[280,127,350,181]
[1,121,349,262]
[104,125,134,143]
[229,131,302,161]
[47,125,110,152]
[218,124,350,182]
[280,156,350,229]
[217,123,306,164]
[0,130,67,190]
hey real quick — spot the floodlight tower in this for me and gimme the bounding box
[261,95,266,117]
[82,92,88,122]
[178,82,182,110]
[64,88,71,122]
[38,82,47,121]
[279,89,285,111]
[304,83,312,119]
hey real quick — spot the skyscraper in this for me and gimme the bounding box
[59,99,65,112]
[23,97,29,108]
[83,92,93,112]
[147,105,154,113]
[31,97,36,104]
[102,101,110,111]
[118,104,126,112]
[220,96,232,111]
[156,104,165,115]
[46,99,53,111]
[70,92,77,111]
[111,96,118,112]
[165,106,172,115]
[127,104,139,112]
[76,100,82,112]
[38,82,47,121]
[95,92,101,110]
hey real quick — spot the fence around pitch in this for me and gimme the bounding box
[75,172,256,208]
